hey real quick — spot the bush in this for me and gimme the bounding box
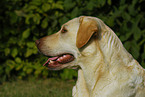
[0,0,145,82]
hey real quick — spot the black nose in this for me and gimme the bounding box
[35,39,40,46]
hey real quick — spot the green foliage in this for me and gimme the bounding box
[0,0,145,82]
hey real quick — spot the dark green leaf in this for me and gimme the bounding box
[22,28,30,39]
[42,3,50,12]
[64,0,75,11]
[11,48,18,58]
[25,49,33,57]
[33,14,41,24]
[41,18,48,28]
[133,27,141,40]
[71,7,79,18]
[15,57,22,63]
[4,48,10,56]
[107,0,112,5]
[27,42,35,48]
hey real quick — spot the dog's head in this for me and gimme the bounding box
[35,16,104,70]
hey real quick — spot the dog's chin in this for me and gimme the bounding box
[42,53,76,70]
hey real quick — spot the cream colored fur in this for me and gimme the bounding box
[36,16,145,97]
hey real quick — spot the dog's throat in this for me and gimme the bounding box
[43,54,74,67]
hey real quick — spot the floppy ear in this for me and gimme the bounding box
[76,17,98,48]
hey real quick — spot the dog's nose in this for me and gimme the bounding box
[35,39,40,46]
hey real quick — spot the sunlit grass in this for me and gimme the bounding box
[0,79,75,97]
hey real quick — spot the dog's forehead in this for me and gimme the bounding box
[63,17,80,27]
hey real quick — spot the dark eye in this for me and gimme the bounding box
[61,28,67,33]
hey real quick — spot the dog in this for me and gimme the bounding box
[35,16,145,97]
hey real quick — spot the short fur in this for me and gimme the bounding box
[36,16,145,97]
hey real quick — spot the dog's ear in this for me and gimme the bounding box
[76,17,98,48]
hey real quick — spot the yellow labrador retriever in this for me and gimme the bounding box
[35,16,145,97]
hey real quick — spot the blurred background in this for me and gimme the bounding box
[0,0,145,96]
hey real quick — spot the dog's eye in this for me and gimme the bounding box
[61,28,67,33]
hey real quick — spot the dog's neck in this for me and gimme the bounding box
[78,26,134,93]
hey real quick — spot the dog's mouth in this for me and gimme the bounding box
[43,54,75,69]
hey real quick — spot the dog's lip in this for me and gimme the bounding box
[43,53,75,69]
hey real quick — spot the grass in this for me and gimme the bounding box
[0,79,75,97]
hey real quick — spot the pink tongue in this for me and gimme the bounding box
[43,57,58,66]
